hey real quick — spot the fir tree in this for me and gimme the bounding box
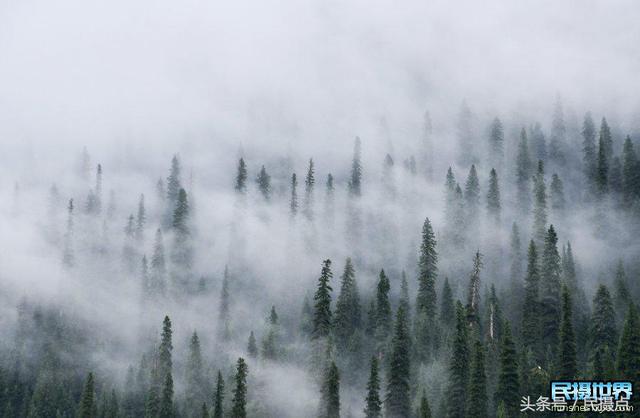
[549,173,565,211]
[159,316,173,383]
[509,223,523,289]
[596,127,609,196]
[247,331,258,358]
[262,306,280,360]
[78,372,97,418]
[313,260,333,339]
[495,322,519,418]
[516,128,532,214]
[613,260,631,322]
[447,302,469,418]
[136,194,146,243]
[532,160,548,244]
[363,357,381,418]
[582,112,597,190]
[439,277,455,328]
[486,168,501,222]
[348,137,362,197]
[186,332,205,415]
[235,158,248,194]
[622,136,638,205]
[464,165,480,227]
[467,341,487,418]
[374,269,392,352]
[539,225,562,361]
[212,371,224,418]
[324,174,335,222]
[158,373,174,418]
[385,304,411,418]
[599,117,613,163]
[557,285,577,379]
[319,361,341,418]
[485,284,503,343]
[290,173,298,218]
[416,217,438,318]
[616,304,640,404]
[466,251,483,329]
[333,258,361,350]
[230,358,248,418]
[171,188,191,263]
[256,165,271,201]
[609,156,623,198]
[530,122,547,163]
[304,158,315,220]
[167,155,182,203]
[590,284,617,372]
[548,97,566,166]
[219,266,231,339]
[399,271,410,316]
[201,403,209,418]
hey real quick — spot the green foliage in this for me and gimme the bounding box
[313,260,333,340]
[235,158,247,193]
[495,322,519,418]
[467,341,487,418]
[385,305,411,418]
[213,371,225,418]
[363,357,381,418]
[319,361,340,418]
[557,285,577,379]
[77,372,97,418]
[446,302,469,418]
[334,258,361,350]
[231,358,248,418]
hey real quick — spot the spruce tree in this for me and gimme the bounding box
[171,188,192,277]
[439,277,454,328]
[312,260,333,339]
[622,136,638,205]
[385,304,411,418]
[610,156,623,199]
[530,122,547,163]
[304,158,315,220]
[466,251,483,329]
[616,304,640,403]
[256,165,271,201]
[447,302,469,418]
[613,260,631,322]
[464,165,480,227]
[486,168,501,222]
[290,173,298,218]
[167,155,182,203]
[212,371,224,418]
[230,358,248,418]
[539,225,562,362]
[159,316,173,383]
[590,284,617,373]
[515,128,532,214]
[348,137,362,197]
[495,322,519,418]
[333,258,361,350]
[319,361,340,418]
[549,173,565,211]
[582,112,597,190]
[201,403,209,418]
[78,372,97,418]
[374,269,392,354]
[416,217,438,318]
[363,357,381,418]
[186,332,205,415]
[247,331,258,358]
[235,158,248,194]
[324,174,335,222]
[532,160,548,244]
[467,341,487,418]
[599,117,613,163]
[262,306,280,360]
[62,198,75,268]
[158,373,174,418]
[557,285,577,379]
[596,129,609,196]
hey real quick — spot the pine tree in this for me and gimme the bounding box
[186,332,205,415]
[172,188,190,240]
[539,225,562,362]
[290,173,298,218]
[313,260,333,339]
[230,358,248,418]
[262,306,280,360]
[247,331,258,358]
[549,173,565,211]
[596,125,609,196]
[522,241,540,360]
[509,223,523,288]
[324,174,335,222]
[159,316,173,383]
[374,269,392,352]
[348,137,362,197]
[304,158,315,220]
[416,217,438,318]
[616,304,640,403]
[466,251,483,329]
[256,165,271,201]
[385,304,411,418]
[235,158,248,194]
[158,373,174,418]
[319,361,341,418]
[532,160,548,244]
[599,117,613,163]
[609,156,623,199]
[486,168,501,222]
[78,372,97,418]
[399,271,410,315]
[590,284,617,372]
[488,117,504,168]
[95,163,103,212]
[417,391,431,418]
[622,136,638,205]
[557,285,577,379]
[467,341,487,418]
[464,165,480,227]
[440,277,454,328]
[582,112,597,190]
[613,260,631,322]
[136,194,146,243]
[363,357,381,418]
[516,128,532,214]
[333,258,361,350]
[167,155,182,203]
[212,371,224,418]
[495,322,519,418]
[447,302,469,418]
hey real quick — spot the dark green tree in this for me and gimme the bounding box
[186,332,205,415]
[159,316,173,383]
[539,225,562,362]
[212,371,224,418]
[486,168,501,222]
[247,331,258,358]
[333,258,361,350]
[440,277,454,328]
[488,117,504,167]
[616,304,640,406]
[532,160,547,244]
[495,322,519,418]
[363,357,381,418]
[219,265,231,340]
[549,173,565,211]
[313,260,333,340]
[319,361,340,418]
[515,128,532,214]
[290,173,298,218]
[235,158,248,193]
[348,137,362,197]
[78,372,97,418]
[596,129,609,196]
[446,302,469,418]
[230,358,248,418]
[622,136,638,205]
[374,269,392,354]
[464,165,480,228]
[614,260,631,322]
[467,341,487,418]
[582,112,597,190]
[256,165,271,201]
[158,373,174,418]
[590,284,617,375]
[599,117,613,163]
[417,390,431,418]
[557,285,577,379]
[466,251,483,330]
[304,158,315,220]
[385,304,411,418]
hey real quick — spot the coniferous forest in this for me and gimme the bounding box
[1,2,640,418]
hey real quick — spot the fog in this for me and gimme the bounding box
[1,0,639,417]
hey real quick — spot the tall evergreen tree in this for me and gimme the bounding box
[256,165,271,201]
[539,225,562,362]
[304,158,315,220]
[186,332,205,415]
[159,316,173,383]
[622,136,638,205]
[62,198,75,268]
[467,341,487,418]
[582,112,597,190]
[557,285,577,379]
[599,117,613,163]
[333,258,361,350]
[488,117,504,168]
[495,322,519,418]
[447,302,469,418]
[466,251,483,329]
[262,306,280,360]
[324,174,335,223]
[532,160,548,244]
[616,304,640,405]
[235,158,248,194]
[521,240,540,361]
[158,373,174,418]
[212,371,224,418]
[348,137,362,197]
[590,284,617,374]
[464,165,480,227]
[548,97,566,166]
[486,168,501,222]
[230,358,248,418]
[416,217,438,318]
[385,304,411,418]
[78,372,97,418]
[219,266,231,340]
[417,391,431,418]
[319,361,341,418]
[247,331,258,358]
[530,122,547,163]
[515,128,532,214]
[549,173,565,212]
[363,357,381,418]
[313,260,333,339]
[290,173,298,218]
[136,194,146,243]
[613,260,631,322]
[440,277,454,328]
[374,269,392,352]
[596,125,609,196]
